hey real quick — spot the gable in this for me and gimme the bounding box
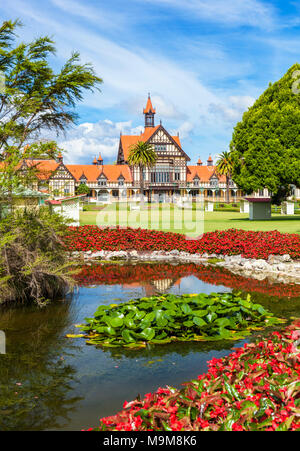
[146,125,190,161]
[49,163,76,181]
[118,125,190,162]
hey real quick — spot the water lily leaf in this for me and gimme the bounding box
[181,304,193,315]
[122,329,135,343]
[193,317,207,327]
[140,328,155,341]
[108,316,124,328]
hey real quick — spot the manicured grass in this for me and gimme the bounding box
[80,203,300,236]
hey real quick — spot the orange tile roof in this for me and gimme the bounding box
[143,95,156,114]
[120,126,183,161]
[187,165,226,183]
[66,164,132,182]
[24,159,60,180]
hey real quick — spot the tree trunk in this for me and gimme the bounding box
[226,175,230,204]
[139,165,144,208]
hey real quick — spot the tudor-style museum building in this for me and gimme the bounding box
[23,95,252,203]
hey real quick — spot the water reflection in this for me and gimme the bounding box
[0,262,299,431]
[0,301,83,431]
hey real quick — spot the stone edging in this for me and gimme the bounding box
[71,249,300,285]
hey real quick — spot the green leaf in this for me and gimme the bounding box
[139,328,156,341]
[122,329,135,343]
[193,317,207,327]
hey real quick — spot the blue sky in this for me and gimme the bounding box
[0,0,299,164]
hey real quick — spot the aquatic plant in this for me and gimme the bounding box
[75,292,285,349]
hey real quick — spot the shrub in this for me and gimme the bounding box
[0,208,74,305]
[64,227,300,260]
[89,321,300,431]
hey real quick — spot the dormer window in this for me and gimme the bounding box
[80,175,87,185]
[193,176,200,186]
[210,176,219,188]
[118,175,125,186]
[98,174,107,186]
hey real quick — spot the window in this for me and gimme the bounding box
[64,183,71,195]
[155,145,167,152]
[151,165,170,183]
[210,177,219,188]
[146,116,153,126]
[98,178,107,186]
[193,177,199,186]
[174,167,180,181]
[118,177,124,186]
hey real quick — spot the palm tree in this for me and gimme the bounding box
[128,141,157,206]
[216,151,234,204]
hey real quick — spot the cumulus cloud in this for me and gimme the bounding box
[208,95,255,123]
[57,120,144,164]
[170,121,195,140]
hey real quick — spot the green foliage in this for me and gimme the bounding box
[77,292,285,349]
[0,207,74,305]
[127,141,157,202]
[76,183,90,195]
[230,63,300,204]
[216,151,234,204]
[0,19,102,206]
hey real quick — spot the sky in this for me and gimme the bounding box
[0,0,299,164]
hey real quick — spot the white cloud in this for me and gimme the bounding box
[208,95,255,123]
[58,120,144,164]
[50,0,125,31]
[171,121,194,140]
[141,0,276,29]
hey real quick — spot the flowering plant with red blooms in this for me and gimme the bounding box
[87,322,300,431]
[64,227,300,260]
[74,263,300,298]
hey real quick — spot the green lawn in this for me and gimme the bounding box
[80,203,300,236]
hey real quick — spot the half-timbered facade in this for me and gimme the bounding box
[21,94,300,203]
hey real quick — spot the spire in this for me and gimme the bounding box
[98,153,103,165]
[143,93,156,128]
[93,156,97,165]
[207,155,213,166]
[57,152,63,163]
[143,93,156,114]
[197,157,202,166]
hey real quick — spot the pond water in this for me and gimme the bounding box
[0,262,300,431]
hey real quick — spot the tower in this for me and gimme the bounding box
[143,93,156,128]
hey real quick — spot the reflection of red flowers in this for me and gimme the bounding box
[74,262,300,299]
[86,322,300,431]
[65,226,300,260]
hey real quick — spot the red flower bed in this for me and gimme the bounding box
[74,263,300,298]
[89,322,300,431]
[65,227,300,260]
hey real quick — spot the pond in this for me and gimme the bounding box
[0,262,299,431]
